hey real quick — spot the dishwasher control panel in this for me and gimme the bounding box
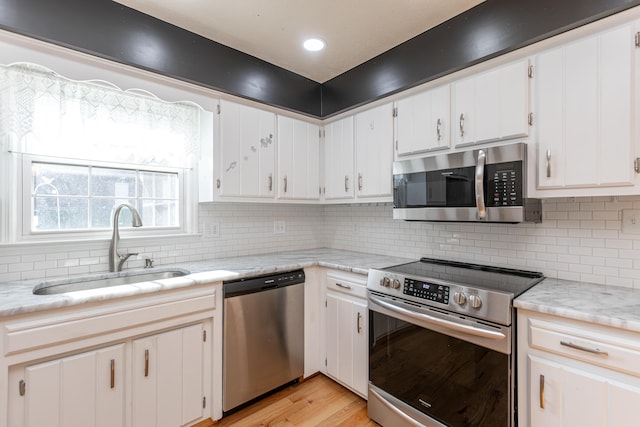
[223,269,305,297]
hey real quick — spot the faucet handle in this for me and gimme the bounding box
[117,252,138,271]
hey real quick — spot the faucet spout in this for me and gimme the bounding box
[109,203,143,272]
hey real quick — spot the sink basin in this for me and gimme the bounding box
[33,269,188,295]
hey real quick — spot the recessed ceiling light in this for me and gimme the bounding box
[303,38,326,52]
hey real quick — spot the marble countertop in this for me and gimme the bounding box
[5,247,640,334]
[0,248,413,318]
[514,278,640,333]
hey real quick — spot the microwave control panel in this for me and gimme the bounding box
[486,161,523,207]
[403,279,449,304]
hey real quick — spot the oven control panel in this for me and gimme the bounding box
[403,279,449,304]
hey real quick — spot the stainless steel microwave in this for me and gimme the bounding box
[393,142,541,223]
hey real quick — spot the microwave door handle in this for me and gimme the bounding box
[475,149,487,220]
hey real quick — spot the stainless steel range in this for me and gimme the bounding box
[367,258,543,427]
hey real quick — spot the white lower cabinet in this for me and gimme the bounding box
[518,310,640,426]
[10,323,208,427]
[4,285,219,427]
[16,344,125,427]
[132,324,205,427]
[303,267,323,378]
[323,270,368,398]
[528,355,640,427]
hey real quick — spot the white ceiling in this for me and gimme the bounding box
[113,0,484,83]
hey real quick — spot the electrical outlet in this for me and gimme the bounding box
[622,210,640,235]
[274,220,286,234]
[204,222,220,238]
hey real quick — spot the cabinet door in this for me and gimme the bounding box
[536,23,636,191]
[355,102,394,198]
[530,355,612,427]
[219,100,275,197]
[608,382,640,426]
[21,344,125,427]
[278,115,321,200]
[395,84,450,156]
[325,292,368,397]
[325,292,347,382]
[324,116,355,200]
[351,299,368,397]
[454,59,529,146]
[529,355,563,427]
[133,324,205,427]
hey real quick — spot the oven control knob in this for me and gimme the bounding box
[391,279,401,289]
[381,277,391,287]
[469,294,482,309]
[453,292,467,306]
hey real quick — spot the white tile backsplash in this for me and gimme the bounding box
[323,196,640,289]
[1,196,640,288]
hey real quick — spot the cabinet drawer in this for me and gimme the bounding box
[325,271,367,299]
[528,318,640,377]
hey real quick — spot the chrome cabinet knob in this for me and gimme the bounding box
[454,292,467,306]
[391,279,401,289]
[469,294,482,309]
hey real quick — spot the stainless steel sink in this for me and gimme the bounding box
[33,269,188,295]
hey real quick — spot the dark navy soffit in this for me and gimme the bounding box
[1,0,639,119]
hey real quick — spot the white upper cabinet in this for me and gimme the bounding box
[354,102,394,199]
[395,84,450,157]
[217,99,276,198]
[323,116,355,200]
[534,21,639,196]
[277,115,321,200]
[453,58,530,146]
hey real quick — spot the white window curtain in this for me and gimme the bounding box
[0,62,202,168]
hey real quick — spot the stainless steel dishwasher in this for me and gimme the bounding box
[223,270,305,413]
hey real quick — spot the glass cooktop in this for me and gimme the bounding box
[383,257,544,297]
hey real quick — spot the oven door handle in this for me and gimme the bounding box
[369,294,506,341]
[369,387,425,427]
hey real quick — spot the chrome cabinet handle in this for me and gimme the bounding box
[268,174,273,192]
[357,312,362,334]
[344,175,349,192]
[459,113,465,137]
[110,359,115,389]
[358,173,363,191]
[284,176,288,193]
[539,374,545,409]
[436,118,442,141]
[475,149,486,220]
[546,149,552,178]
[144,349,149,377]
[634,158,639,174]
[560,340,609,356]
[216,179,221,189]
[335,282,352,290]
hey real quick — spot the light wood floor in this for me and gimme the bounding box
[197,374,379,427]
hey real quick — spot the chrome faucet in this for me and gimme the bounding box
[109,203,143,272]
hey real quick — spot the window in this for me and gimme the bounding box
[30,162,180,232]
[0,62,211,242]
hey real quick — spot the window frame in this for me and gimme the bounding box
[18,154,194,242]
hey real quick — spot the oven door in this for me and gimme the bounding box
[368,291,513,427]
